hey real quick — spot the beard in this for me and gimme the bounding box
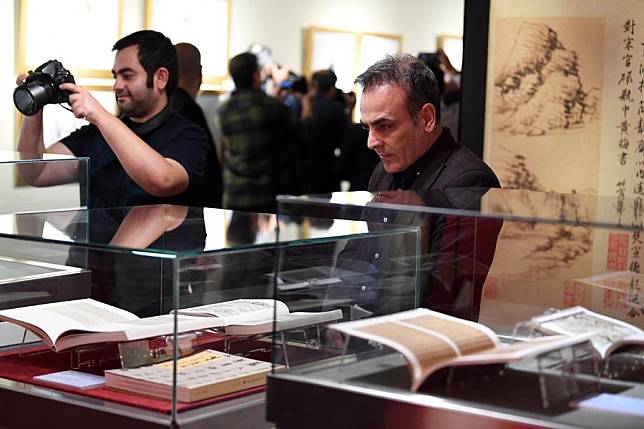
[115,87,156,119]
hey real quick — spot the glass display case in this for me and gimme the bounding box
[0,204,419,428]
[267,188,644,429]
[0,150,89,214]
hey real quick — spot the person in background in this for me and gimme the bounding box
[16,30,211,209]
[418,50,461,140]
[299,69,347,194]
[217,52,296,213]
[171,42,223,207]
[337,91,380,191]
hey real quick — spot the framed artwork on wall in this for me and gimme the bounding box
[305,27,402,93]
[358,33,402,76]
[305,27,359,93]
[460,0,644,335]
[437,34,462,72]
[146,0,230,85]
[16,0,122,78]
[462,0,636,196]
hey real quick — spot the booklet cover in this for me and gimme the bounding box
[105,349,272,402]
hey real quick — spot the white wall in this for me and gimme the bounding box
[229,0,464,74]
[0,0,15,149]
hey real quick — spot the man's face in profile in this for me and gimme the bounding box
[360,84,431,173]
[112,45,157,119]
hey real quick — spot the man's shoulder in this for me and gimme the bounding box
[163,111,206,133]
[63,123,100,139]
[60,123,102,155]
[143,112,208,152]
[447,141,485,167]
[444,141,500,188]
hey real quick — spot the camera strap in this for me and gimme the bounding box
[121,104,172,136]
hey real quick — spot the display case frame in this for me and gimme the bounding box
[0,150,89,214]
[0,204,419,428]
[268,188,644,429]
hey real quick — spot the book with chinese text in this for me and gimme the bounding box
[105,349,272,402]
[529,306,644,359]
[0,298,342,351]
[329,308,591,391]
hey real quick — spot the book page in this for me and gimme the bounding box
[56,314,228,350]
[225,309,344,335]
[87,314,226,336]
[329,308,500,390]
[451,335,592,365]
[0,298,138,346]
[532,306,643,358]
[177,299,289,324]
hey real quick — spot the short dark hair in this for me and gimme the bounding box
[312,69,337,93]
[229,52,258,89]
[113,30,178,96]
[355,54,441,123]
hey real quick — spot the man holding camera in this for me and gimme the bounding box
[15,30,212,209]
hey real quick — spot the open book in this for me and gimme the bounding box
[0,298,342,352]
[329,308,591,391]
[529,306,644,359]
[105,349,273,402]
[175,300,343,336]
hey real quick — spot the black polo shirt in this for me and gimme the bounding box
[62,108,209,208]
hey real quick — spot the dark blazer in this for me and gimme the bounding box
[344,128,502,320]
[368,128,500,192]
[171,87,223,208]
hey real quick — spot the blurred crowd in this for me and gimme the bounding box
[209,44,462,213]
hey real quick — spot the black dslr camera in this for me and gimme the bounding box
[13,60,75,116]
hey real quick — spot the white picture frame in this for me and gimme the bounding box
[358,33,402,76]
[305,27,402,94]
[146,0,230,84]
[17,0,121,78]
[306,28,359,93]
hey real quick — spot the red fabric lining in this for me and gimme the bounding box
[0,335,270,414]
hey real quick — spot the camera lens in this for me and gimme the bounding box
[14,87,37,116]
[13,81,52,116]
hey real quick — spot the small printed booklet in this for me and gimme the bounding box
[105,349,272,402]
[33,370,105,390]
[574,393,644,417]
[329,308,591,391]
[529,306,644,359]
[0,298,342,352]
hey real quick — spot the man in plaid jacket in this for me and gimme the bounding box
[217,52,296,213]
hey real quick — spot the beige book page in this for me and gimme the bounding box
[332,309,499,390]
[481,0,644,331]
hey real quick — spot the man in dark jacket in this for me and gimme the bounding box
[356,54,499,193]
[172,42,223,207]
[331,55,501,320]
